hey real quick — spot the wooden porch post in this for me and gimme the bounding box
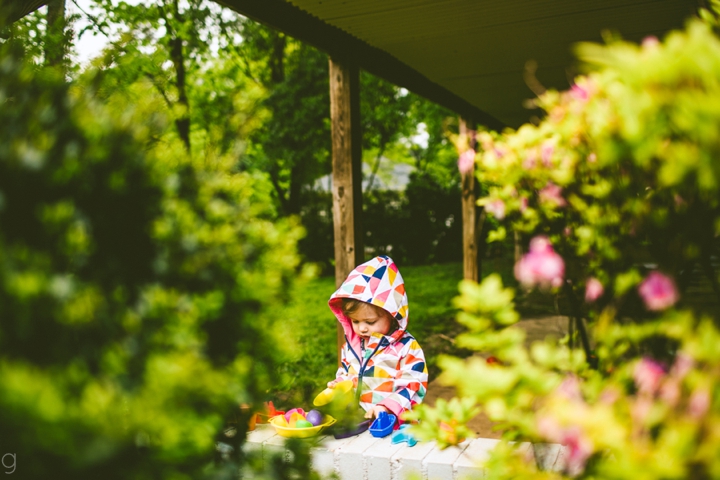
[329,56,364,364]
[460,118,479,282]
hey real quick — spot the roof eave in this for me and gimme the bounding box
[217,0,506,131]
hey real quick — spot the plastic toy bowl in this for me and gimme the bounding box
[313,380,354,406]
[270,415,336,438]
[369,411,397,438]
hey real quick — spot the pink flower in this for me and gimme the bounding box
[541,141,555,165]
[570,78,597,103]
[539,182,567,208]
[557,376,583,402]
[638,271,679,311]
[563,429,594,476]
[599,387,620,405]
[457,149,476,175]
[584,278,604,303]
[514,236,565,289]
[587,153,597,163]
[688,388,710,419]
[633,358,665,395]
[642,36,660,50]
[659,379,680,407]
[485,199,506,220]
[631,396,653,425]
[520,197,529,212]
[537,417,593,476]
[571,84,589,101]
[670,353,694,380]
[523,150,538,169]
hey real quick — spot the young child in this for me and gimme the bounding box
[327,256,428,422]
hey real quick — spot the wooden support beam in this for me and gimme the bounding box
[460,118,480,282]
[329,56,363,364]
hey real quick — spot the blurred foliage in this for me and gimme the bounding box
[0,43,303,478]
[415,274,720,479]
[238,22,332,216]
[409,10,720,480]
[79,0,266,156]
[403,397,478,449]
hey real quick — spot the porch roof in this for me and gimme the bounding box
[220,0,697,130]
[5,0,697,128]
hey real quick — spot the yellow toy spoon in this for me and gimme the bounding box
[313,380,354,406]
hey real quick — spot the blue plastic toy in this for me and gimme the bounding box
[369,411,397,438]
[390,424,418,447]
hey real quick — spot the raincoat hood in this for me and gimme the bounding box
[329,256,409,351]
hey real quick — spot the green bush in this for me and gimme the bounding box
[0,45,302,478]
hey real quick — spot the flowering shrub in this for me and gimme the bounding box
[476,16,720,318]
[407,9,720,479]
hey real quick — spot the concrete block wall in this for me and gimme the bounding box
[243,424,566,479]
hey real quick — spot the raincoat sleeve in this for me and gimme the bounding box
[377,339,428,419]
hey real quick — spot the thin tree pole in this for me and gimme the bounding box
[460,118,480,282]
[45,0,67,70]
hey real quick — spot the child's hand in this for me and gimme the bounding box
[326,380,338,389]
[364,405,388,419]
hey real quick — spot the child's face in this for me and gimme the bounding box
[347,303,392,341]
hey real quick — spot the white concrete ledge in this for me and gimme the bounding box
[243,424,566,479]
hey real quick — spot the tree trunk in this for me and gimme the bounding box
[269,31,286,85]
[169,0,190,151]
[44,0,66,70]
[286,162,303,215]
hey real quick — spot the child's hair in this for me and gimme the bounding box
[341,298,400,334]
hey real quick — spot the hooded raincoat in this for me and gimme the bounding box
[329,256,428,420]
